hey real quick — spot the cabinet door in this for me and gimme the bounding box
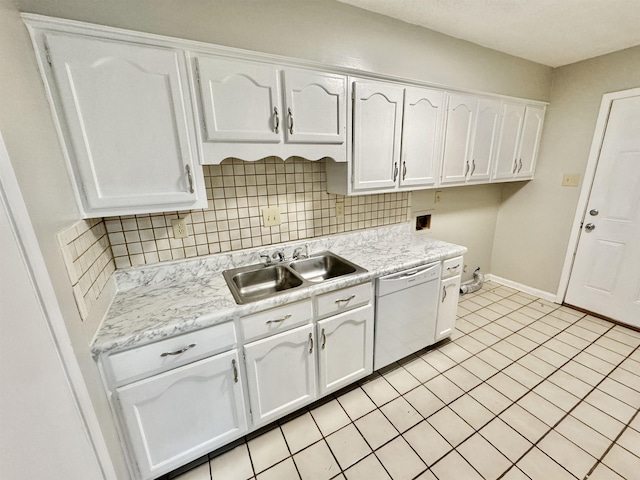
[493,103,526,180]
[117,351,247,480]
[516,105,546,179]
[196,56,281,143]
[441,94,476,185]
[46,34,204,215]
[352,80,404,191]
[317,305,373,396]
[467,99,500,183]
[400,86,445,188]
[244,324,317,427]
[282,69,346,144]
[434,276,461,343]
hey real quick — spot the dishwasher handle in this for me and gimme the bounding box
[377,262,441,297]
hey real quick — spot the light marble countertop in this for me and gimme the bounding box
[91,224,466,355]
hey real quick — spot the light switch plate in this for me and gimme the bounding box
[262,206,281,227]
[171,218,189,239]
[562,174,580,187]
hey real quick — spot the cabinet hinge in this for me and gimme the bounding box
[44,42,52,68]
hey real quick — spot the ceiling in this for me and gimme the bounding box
[336,0,640,67]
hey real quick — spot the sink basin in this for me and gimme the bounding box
[224,265,303,304]
[222,251,367,304]
[290,252,358,282]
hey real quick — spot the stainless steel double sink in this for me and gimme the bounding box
[223,251,367,304]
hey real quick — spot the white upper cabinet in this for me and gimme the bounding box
[441,94,500,185]
[44,33,207,217]
[400,86,445,188]
[195,56,347,162]
[351,80,405,191]
[493,103,546,181]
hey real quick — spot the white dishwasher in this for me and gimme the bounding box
[374,262,441,370]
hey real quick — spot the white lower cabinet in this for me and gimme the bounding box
[243,323,317,428]
[435,274,462,343]
[116,350,247,480]
[317,304,374,395]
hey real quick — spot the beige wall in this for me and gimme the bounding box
[491,46,640,295]
[2,0,553,477]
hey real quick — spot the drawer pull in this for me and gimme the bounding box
[321,328,326,349]
[232,359,238,383]
[160,343,196,357]
[309,333,314,354]
[447,264,460,272]
[335,294,356,305]
[266,314,292,325]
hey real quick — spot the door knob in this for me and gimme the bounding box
[589,209,599,216]
[584,223,595,232]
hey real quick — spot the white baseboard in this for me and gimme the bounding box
[485,274,558,303]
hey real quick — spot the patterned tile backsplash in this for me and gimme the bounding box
[105,158,410,269]
[57,218,116,320]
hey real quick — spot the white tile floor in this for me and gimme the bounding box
[166,281,640,480]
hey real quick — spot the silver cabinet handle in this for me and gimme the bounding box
[309,333,313,354]
[321,328,326,349]
[590,209,599,216]
[402,161,407,180]
[232,358,238,383]
[465,161,470,177]
[585,223,596,232]
[442,285,447,302]
[335,294,356,305]
[288,107,294,134]
[160,343,196,357]
[393,162,399,181]
[266,314,292,325]
[447,264,460,272]
[517,159,523,173]
[273,107,280,134]
[512,159,518,174]
[185,164,194,194]
[471,159,476,176]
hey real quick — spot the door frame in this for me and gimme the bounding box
[556,87,640,303]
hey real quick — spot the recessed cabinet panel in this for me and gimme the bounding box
[117,351,247,480]
[401,87,444,188]
[196,57,281,143]
[283,69,346,144]
[435,275,461,343]
[441,94,476,184]
[352,81,404,191]
[517,105,546,179]
[45,33,204,215]
[493,103,526,180]
[244,324,317,427]
[317,305,373,395]
[467,99,500,183]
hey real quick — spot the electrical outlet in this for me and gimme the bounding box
[335,201,344,219]
[562,174,580,187]
[262,206,281,227]
[434,190,442,204]
[171,218,189,239]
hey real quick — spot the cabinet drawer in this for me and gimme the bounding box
[442,256,464,279]
[316,283,372,319]
[241,299,313,342]
[106,321,236,385]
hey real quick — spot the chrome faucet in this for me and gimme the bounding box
[259,253,272,266]
[271,249,285,263]
[292,244,309,260]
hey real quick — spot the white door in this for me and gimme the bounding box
[282,69,346,144]
[565,94,640,326]
[117,351,247,480]
[467,99,500,183]
[435,275,461,342]
[493,103,526,180]
[441,94,476,185]
[244,324,317,427]
[317,305,374,396]
[196,56,281,143]
[352,80,404,191]
[516,105,545,179]
[46,33,203,215]
[400,86,444,188]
